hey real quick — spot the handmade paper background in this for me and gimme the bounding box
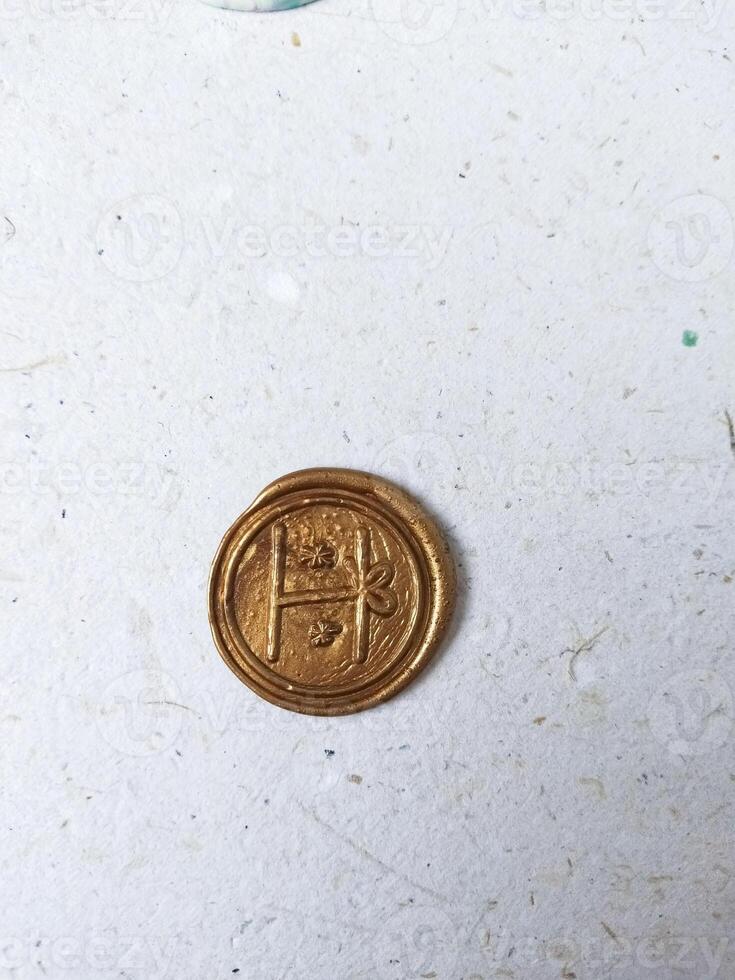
[1,1,733,978]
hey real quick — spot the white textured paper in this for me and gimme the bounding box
[2,1,734,978]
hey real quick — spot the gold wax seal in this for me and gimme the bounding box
[208,468,455,716]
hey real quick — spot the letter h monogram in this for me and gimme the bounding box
[266,524,398,665]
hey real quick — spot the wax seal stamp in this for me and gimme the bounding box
[208,468,455,715]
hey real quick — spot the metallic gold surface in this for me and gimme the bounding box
[208,468,455,716]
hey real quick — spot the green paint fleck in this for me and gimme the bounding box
[682,330,699,348]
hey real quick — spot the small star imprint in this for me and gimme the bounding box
[299,540,338,570]
[308,620,343,647]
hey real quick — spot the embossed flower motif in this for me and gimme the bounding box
[299,541,338,570]
[308,620,343,647]
[344,558,398,616]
